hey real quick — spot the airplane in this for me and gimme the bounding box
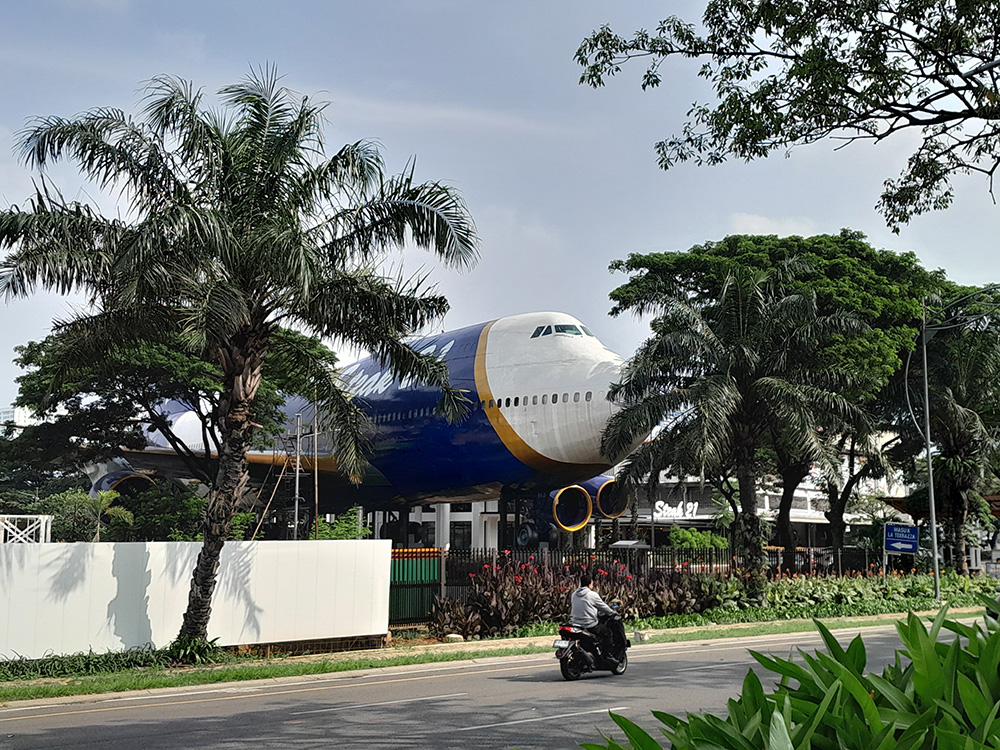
[95,311,640,546]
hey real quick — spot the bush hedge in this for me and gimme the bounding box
[430,560,1000,640]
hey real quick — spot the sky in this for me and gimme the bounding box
[1,0,999,407]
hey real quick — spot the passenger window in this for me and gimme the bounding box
[532,395,538,405]
[513,397,519,407]
[489,399,495,409]
[542,394,548,405]
[552,393,558,403]
[480,400,485,410]
[562,393,569,403]
[530,326,545,338]
[585,391,592,402]
[573,392,580,403]
[505,397,511,407]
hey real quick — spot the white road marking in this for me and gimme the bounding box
[659,663,742,675]
[292,692,468,715]
[456,706,629,732]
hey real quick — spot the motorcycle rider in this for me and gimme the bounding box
[570,573,618,667]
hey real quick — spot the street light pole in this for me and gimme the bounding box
[920,304,942,599]
[294,412,302,540]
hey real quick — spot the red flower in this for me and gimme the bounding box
[514,576,523,583]
[469,573,476,578]
[483,564,490,569]
[626,575,632,580]
[529,555,535,561]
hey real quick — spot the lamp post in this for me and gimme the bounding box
[294,412,302,540]
[919,304,942,599]
[909,286,1000,598]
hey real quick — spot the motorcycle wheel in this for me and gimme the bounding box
[560,655,583,681]
[611,651,628,675]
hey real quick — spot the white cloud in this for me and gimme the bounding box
[726,213,819,237]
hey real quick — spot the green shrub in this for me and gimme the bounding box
[429,556,737,639]
[429,562,1000,640]
[0,645,171,680]
[584,597,1000,749]
[667,526,728,549]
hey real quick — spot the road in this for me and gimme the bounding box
[0,624,924,749]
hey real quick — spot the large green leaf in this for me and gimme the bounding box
[607,713,662,750]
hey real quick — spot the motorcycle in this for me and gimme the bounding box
[553,611,630,680]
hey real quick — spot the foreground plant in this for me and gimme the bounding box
[584,595,1000,749]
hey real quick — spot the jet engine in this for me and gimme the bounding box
[579,475,628,519]
[550,484,592,532]
[84,458,153,499]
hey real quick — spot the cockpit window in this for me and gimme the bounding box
[530,325,554,338]
[581,326,595,337]
[554,324,582,335]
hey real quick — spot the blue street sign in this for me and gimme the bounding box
[884,523,919,554]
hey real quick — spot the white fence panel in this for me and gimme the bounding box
[0,539,391,660]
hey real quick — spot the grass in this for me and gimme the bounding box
[0,607,985,704]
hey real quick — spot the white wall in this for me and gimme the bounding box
[0,539,391,660]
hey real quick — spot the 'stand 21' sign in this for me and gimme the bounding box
[653,500,700,520]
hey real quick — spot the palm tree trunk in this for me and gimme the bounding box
[735,458,765,603]
[178,339,265,641]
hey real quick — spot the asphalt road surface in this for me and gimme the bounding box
[0,624,926,749]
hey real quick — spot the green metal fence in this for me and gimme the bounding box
[389,548,442,625]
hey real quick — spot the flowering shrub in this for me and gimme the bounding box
[430,556,1000,640]
[430,557,736,639]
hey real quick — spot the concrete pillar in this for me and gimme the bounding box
[435,502,452,549]
[471,501,487,548]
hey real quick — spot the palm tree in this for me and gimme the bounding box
[0,68,478,640]
[602,265,861,600]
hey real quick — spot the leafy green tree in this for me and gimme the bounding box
[603,263,861,601]
[608,232,941,566]
[0,69,478,640]
[12,327,339,487]
[576,2,1000,229]
[112,482,207,542]
[31,488,132,542]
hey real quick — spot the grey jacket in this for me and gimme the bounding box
[570,585,614,628]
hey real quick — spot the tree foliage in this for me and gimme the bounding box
[577,1,1000,229]
[603,262,864,599]
[11,327,339,486]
